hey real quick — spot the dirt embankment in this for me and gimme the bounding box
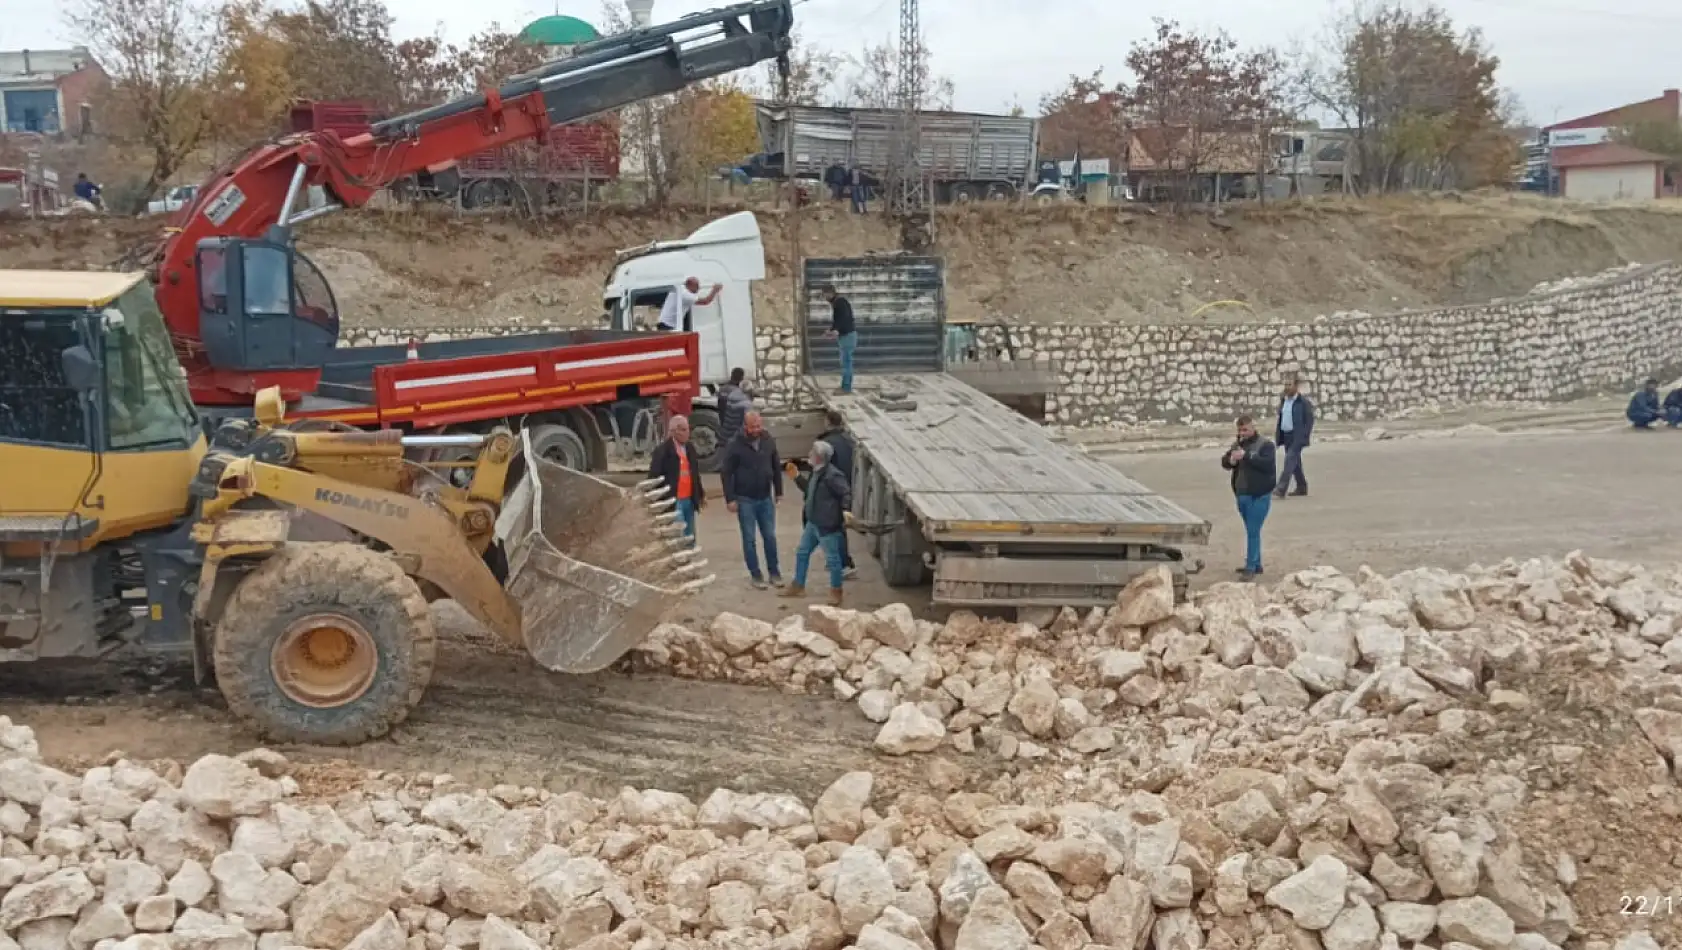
[7,192,1682,329]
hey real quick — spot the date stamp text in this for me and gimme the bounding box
[1621,895,1677,917]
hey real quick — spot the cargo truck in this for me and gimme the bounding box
[749,102,1040,203]
[598,212,1209,607]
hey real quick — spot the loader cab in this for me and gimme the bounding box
[194,236,341,373]
[602,211,764,388]
[0,271,205,550]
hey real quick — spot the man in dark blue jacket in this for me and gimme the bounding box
[1274,377,1314,498]
[1665,384,1682,427]
[1628,378,1663,429]
[1222,415,1277,580]
[819,410,857,578]
[719,411,783,588]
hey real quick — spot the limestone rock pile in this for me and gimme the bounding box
[634,555,1682,770]
[0,702,1671,950]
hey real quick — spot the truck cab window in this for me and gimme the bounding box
[0,317,88,447]
[104,286,198,450]
[243,245,293,317]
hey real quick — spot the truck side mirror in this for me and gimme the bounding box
[61,344,100,393]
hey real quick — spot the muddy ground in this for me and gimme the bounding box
[6,415,1681,804]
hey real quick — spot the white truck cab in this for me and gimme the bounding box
[602,211,765,390]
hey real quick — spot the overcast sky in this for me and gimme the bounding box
[5,0,1678,126]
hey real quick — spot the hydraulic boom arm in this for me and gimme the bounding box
[153,0,793,405]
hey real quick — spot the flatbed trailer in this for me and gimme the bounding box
[800,256,1209,608]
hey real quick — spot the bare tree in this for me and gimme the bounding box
[839,39,953,111]
[67,0,218,204]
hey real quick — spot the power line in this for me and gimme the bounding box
[1456,0,1682,24]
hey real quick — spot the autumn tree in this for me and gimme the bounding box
[1614,119,1682,178]
[838,39,953,111]
[212,0,296,144]
[749,29,842,105]
[1122,20,1284,203]
[268,0,402,106]
[658,81,759,190]
[1038,70,1127,163]
[67,0,218,204]
[1302,2,1511,192]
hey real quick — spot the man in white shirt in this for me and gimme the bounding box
[658,277,722,332]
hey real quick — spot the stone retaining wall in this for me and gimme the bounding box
[342,262,1682,426]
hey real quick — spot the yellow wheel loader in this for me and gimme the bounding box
[0,271,711,745]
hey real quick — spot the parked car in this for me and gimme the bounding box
[146,185,198,216]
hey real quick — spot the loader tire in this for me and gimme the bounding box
[212,543,436,746]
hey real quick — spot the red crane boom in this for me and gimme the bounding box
[151,0,792,405]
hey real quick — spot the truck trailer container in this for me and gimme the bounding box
[752,102,1039,203]
[799,256,1210,608]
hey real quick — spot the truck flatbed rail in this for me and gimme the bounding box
[812,372,1207,546]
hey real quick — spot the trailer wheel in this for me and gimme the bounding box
[952,183,981,203]
[212,543,436,746]
[986,183,1016,201]
[877,492,930,588]
[687,408,724,473]
[525,422,591,471]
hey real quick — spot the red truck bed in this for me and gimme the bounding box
[458,119,622,180]
[296,329,696,428]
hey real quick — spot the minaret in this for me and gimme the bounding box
[626,0,653,27]
[621,0,657,181]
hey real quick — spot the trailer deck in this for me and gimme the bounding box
[813,372,1207,544]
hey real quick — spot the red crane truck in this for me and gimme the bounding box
[149,0,794,472]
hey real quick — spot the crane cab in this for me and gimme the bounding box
[193,236,341,377]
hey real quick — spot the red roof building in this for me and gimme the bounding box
[1544,90,1678,200]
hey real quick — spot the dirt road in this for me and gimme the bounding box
[4,424,1679,800]
[1106,426,1682,578]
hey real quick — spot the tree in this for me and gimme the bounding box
[838,39,953,111]
[212,0,297,144]
[456,25,548,95]
[269,0,402,106]
[752,29,842,105]
[1122,20,1284,204]
[1038,70,1127,162]
[67,0,218,203]
[658,81,759,187]
[1614,119,1682,177]
[1301,2,1510,192]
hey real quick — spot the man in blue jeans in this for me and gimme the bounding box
[820,285,858,395]
[1220,414,1277,581]
[646,415,703,545]
[719,411,783,588]
[781,440,853,606]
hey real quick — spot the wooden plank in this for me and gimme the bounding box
[808,374,1210,545]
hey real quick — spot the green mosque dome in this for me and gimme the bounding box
[518,15,601,46]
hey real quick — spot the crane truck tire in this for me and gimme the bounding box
[685,407,724,473]
[212,543,437,746]
[525,422,591,472]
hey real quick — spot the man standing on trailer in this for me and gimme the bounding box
[720,411,784,589]
[820,285,858,395]
[1274,376,1314,498]
[648,415,704,545]
[658,277,722,332]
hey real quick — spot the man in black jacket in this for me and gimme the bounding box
[1274,377,1315,498]
[716,367,753,446]
[719,411,783,588]
[820,285,858,394]
[781,440,852,605]
[647,415,704,546]
[818,410,858,578]
[1221,415,1277,580]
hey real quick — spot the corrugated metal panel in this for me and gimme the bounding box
[801,256,944,375]
[760,104,1036,183]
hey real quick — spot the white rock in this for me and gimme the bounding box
[1377,902,1437,942]
[1435,896,1516,950]
[813,772,873,843]
[833,846,894,936]
[344,912,406,950]
[1115,566,1175,627]
[1323,901,1381,950]
[952,887,1031,950]
[289,842,402,949]
[1265,855,1349,930]
[874,704,945,755]
[0,868,96,930]
[133,896,178,933]
[180,755,283,820]
[1096,650,1149,686]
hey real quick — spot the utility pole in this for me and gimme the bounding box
[888,0,933,252]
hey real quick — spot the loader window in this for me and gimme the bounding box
[0,316,88,447]
[103,285,198,451]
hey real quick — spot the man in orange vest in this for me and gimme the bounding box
[649,415,705,544]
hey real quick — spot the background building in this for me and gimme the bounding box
[0,47,106,136]
[1544,88,1679,200]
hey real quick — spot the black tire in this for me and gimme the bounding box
[525,422,590,471]
[687,407,724,473]
[212,543,436,746]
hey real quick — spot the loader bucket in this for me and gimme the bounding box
[497,431,713,674]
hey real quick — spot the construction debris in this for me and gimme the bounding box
[2,552,1679,949]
